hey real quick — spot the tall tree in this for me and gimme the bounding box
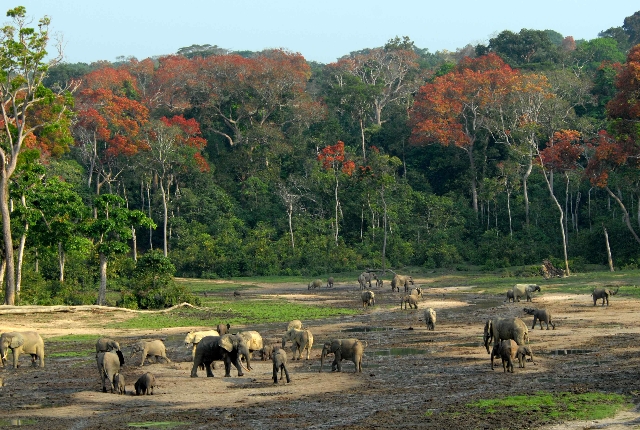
[0,6,75,304]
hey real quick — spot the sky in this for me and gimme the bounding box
[10,1,640,64]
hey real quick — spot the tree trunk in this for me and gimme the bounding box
[98,253,108,306]
[160,178,169,257]
[466,148,478,214]
[603,226,614,272]
[58,242,66,283]
[359,118,366,161]
[131,226,137,262]
[1,175,15,305]
[16,231,26,300]
[287,202,294,249]
[605,186,640,245]
[541,169,570,276]
[334,175,339,246]
[522,149,533,227]
[381,186,388,273]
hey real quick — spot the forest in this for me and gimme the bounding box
[1,6,640,307]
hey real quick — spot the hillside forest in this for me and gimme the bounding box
[2,6,640,307]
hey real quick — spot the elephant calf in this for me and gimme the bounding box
[425,308,436,330]
[506,290,515,303]
[134,372,156,395]
[113,373,126,395]
[400,294,419,309]
[282,328,314,360]
[592,287,619,306]
[308,279,323,290]
[130,339,171,366]
[327,277,334,288]
[493,339,518,373]
[524,308,555,330]
[320,339,365,373]
[259,345,274,361]
[361,290,375,307]
[272,347,291,384]
[216,323,231,335]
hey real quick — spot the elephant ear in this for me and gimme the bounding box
[116,350,125,366]
[10,333,24,349]
[219,334,235,352]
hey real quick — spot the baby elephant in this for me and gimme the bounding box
[113,373,126,395]
[506,290,515,303]
[130,339,171,366]
[272,347,291,384]
[259,345,274,361]
[515,345,535,368]
[425,308,436,330]
[134,372,156,395]
[523,308,555,330]
[491,339,519,373]
[361,290,375,307]
[400,294,419,310]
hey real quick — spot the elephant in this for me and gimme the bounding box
[425,308,436,330]
[512,284,541,302]
[282,328,314,360]
[327,277,334,288]
[287,320,303,331]
[358,272,378,290]
[130,339,171,366]
[272,347,291,384]
[400,294,419,309]
[506,290,515,303]
[237,331,263,354]
[361,290,375,307]
[592,287,619,306]
[134,372,156,395]
[376,278,384,288]
[411,287,423,298]
[391,274,414,293]
[216,323,231,335]
[184,330,220,360]
[95,337,121,354]
[113,373,126,395]
[0,331,45,368]
[191,334,251,377]
[320,339,365,373]
[491,339,518,372]
[483,317,529,354]
[308,279,323,290]
[523,308,555,330]
[259,345,274,361]
[515,345,535,368]
[96,351,122,393]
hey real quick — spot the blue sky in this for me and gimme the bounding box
[11,1,639,64]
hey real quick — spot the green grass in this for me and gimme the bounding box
[128,422,188,428]
[467,391,629,421]
[108,300,359,329]
[48,350,93,358]
[46,334,99,343]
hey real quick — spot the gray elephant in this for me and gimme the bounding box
[320,338,365,373]
[113,373,126,394]
[376,278,384,288]
[96,351,122,393]
[506,290,515,303]
[491,339,518,372]
[282,328,314,360]
[483,317,529,354]
[130,339,171,366]
[327,277,334,288]
[361,290,375,307]
[512,284,541,302]
[515,345,535,368]
[216,323,231,335]
[0,331,45,368]
[95,337,120,354]
[237,331,263,354]
[425,308,436,330]
[134,372,156,395]
[391,274,414,292]
[272,347,291,384]
[308,279,323,290]
[411,287,423,298]
[287,320,303,331]
[358,272,378,290]
[524,308,555,330]
[592,287,619,306]
[400,294,419,309]
[191,334,251,377]
[259,344,274,361]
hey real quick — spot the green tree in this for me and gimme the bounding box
[0,6,75,304]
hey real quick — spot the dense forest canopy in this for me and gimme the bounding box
[2,6,640,307]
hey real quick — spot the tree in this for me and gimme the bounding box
[0,6,75,304]
[86,194,155,305]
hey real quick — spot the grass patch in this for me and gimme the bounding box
[468,391,629,421]
[46,334,99,343]
[48,350,93,358]
[108,300,359,329]
[128,422,188,428]
[175,278,260,293]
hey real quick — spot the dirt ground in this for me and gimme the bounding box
[1,279,640,429]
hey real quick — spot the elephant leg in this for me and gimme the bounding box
[231,356,244,377]
[13,350,20,368]
[205,362,214,377]
[190,361,200,377]
[272,364,278,383]
[283,365,291,383]
[140,349,147,366]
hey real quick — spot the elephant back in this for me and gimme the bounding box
[237,331,263,351]
[496,317,528,345]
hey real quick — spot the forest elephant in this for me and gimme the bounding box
[184,330,219,360]
[483,317,529,354]
[113,373,126,394]
[491,339,518,372]
[0,331,45,369]
[523,308,555,330]
[361,290,375,307]
[506,290,515,303]
[95,338,121,354]
[259,344,274,361]
[512,284,541,302]
[400,294,419,309]
[411,287,423,298]
[320,338,365,373]
[282,328,314,360]
[216,323,231,335]
[287,320,303,331]
[327,277,334,288]
[358,272,378,290]
[96,351,122,393]
[592,287,619,306]
[130,339,171,366]
[376,278,384,288]
[308,279,323,290]
[425,308,436,330]
[391,275,414,292]
[272,347,291,384]
[236,331,264,358]
[134,372,156,395]
[191,335,251,377]
[516,345,535,368]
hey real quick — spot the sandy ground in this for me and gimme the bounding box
[1,279,640,429]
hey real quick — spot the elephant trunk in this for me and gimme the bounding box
[281,336,287,348]
[320,348,327,372]
[612,287,619,295]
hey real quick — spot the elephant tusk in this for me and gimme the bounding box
[240,361,250,372]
